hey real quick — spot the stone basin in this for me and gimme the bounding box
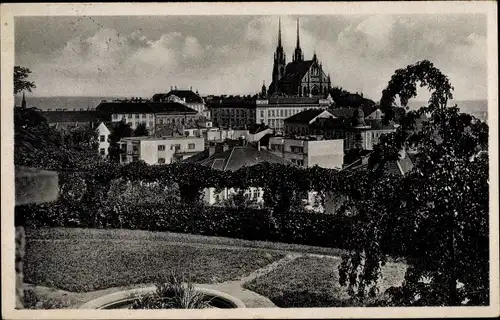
[78,286,246,309]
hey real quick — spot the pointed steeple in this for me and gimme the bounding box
[278,17,282,48]
[294,18,303,62]
[21,91,26,108]
[296,18,300,48]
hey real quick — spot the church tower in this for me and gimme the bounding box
[21,92,27,108]
[293,18,303,62]
[272,17,286,91]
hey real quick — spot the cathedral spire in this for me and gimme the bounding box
[21,91,26,108]
[296,18,300,49]
[294,18,303,62]
[278,17,282,48]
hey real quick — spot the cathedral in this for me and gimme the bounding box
[264,18,332,98]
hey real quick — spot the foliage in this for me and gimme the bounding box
[14,66,36,95]
[379,60,454,123]
[14,107,102,170]
[338,60,489,306]
[133,122,149,137]
[108,120,133,163]
[328,86,376,109]
[130,272,211,309]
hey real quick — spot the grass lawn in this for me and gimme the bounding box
[24,228,285,292]
[243,256,407,308]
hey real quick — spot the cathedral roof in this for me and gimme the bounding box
[283,60,314,83]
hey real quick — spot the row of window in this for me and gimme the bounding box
[157,143,196,151]
[290,158,305,166]
[112,113,153,120]
[267,119,284,128]
[290,146,304,154]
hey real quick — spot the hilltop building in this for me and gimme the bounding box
[267,18,332,97]
[152,88,210,119]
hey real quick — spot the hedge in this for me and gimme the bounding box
[17,200,360,251]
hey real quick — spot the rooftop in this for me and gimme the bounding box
[96,101,198,115]
[285,109,333,124]
[200,144,292,171]
[40,110,101,123]
[152,90,204,104]
[120,136,204,142]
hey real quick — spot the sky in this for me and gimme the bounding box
[15,14,488,101]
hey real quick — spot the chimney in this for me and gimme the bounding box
[190,86,193,91]
[175,85,177,90]
[257,140,261,151]
[171,85,173,90]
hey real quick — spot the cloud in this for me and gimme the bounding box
[15,15,487,100]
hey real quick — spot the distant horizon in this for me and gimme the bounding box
[16,94,488,102]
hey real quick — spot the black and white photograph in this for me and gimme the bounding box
[1,2,498,319]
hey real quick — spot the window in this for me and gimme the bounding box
[158,158,166,164]
[291,146,304,153]
[268,110,271,117]
[99,135,106,142]
[127,114,132,119]
[149,121,153,127]
[135,114,140,119]
[171,144,181,151]
[260,110,264,118]
[188,143,195,149]
[284,110,288,117]
[280,110,283,117]
[112,114,118,120]
[158,145,165,151]
[271,110,275,117]
[100,148,105,155]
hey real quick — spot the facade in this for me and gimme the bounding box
[119,136,205,165]
[267,18,331,97]
[96,122,112,157]
[268,136,344,169]
[255,95,334,133]
[208,97,257,129]
[96,101,199,133]
[152,88,210,119]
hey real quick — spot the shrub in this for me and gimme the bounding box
[129,272,211,309]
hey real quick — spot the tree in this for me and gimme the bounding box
[108,120,133,163]
[14,66,36,95]
[134,123,149,137]
[338,60,489,306]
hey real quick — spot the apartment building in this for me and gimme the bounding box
[255,94,334,133]
[268,136,344,169]
[96,100,200,134]
[119,136,205,165]
[208,97,256,129]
